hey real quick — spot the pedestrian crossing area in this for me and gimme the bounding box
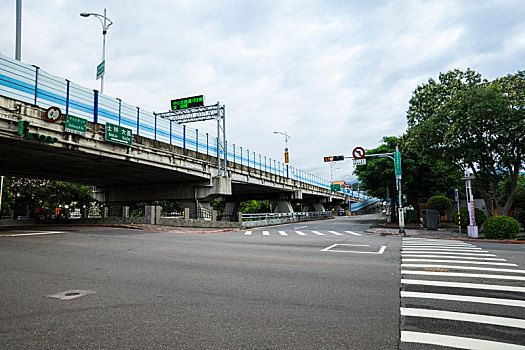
[243,230,362,236]
[400,238,525,349]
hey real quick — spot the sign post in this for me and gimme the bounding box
[455,188,461,235]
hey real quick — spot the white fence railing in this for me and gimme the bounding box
[242,211,333,228]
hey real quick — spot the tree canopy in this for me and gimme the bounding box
[404,69,525,216]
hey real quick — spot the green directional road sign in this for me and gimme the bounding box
[394,151,402,176]
[330,184,341,192]
[105,122,132,146]
[96,60,105,80]
[65,115,87,136]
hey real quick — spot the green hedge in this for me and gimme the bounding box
[451,207,487,228]
[483,216,520,239]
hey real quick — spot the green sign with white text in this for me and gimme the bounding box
[105,123,132,146]
[65,115,87,135]
[96,60,105,80]
[394,151,402,176]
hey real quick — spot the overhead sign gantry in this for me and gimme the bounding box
[155,96,227,177]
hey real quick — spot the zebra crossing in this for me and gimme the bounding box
[400,238,525,349]
[243,230,362,236]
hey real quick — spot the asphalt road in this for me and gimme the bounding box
[0,215,400,349]
[1,215,524,349]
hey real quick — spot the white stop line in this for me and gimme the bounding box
[321,244,386,254]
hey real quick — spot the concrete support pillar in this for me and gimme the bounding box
[145,205,156,224]
[212,210,217,222]
[184,208,190,220]
[312,203,325,212]
[274,200,294,213]
[81,207,88,219]
[238,212,243,223]
[102,206,109,218]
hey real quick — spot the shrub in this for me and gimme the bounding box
[483,216,520,239]
[451,207,487,228]
[427,196,452,215]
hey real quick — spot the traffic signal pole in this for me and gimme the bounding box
[361,148,406,236]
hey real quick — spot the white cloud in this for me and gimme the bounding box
[0,0,523,182]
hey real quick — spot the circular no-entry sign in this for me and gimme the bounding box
[44,106,62,123]
[352,147,365,159]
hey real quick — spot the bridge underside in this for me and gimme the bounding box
[0,137,204,186]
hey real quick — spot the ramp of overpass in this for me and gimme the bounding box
[0,53,370,209]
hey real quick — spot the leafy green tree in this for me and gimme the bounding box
[405,69,525,216]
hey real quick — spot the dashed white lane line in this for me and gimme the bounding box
[244,231,252,236]
[344,231,362,236]
[0,231,65,237]
[401,307,525,329]
[402,254,506,261]
[294,226,307,229]
[311,231,325,236]
[402,259,517,266]
[278,231,288,236]
[262,231,270,236]
[327,231,343,236]
[401,270,525,281]
[401,331,525,350]
[295,231,307,236]
[401,279,525,293]
[402,264,525,274]
[401,291,525,307]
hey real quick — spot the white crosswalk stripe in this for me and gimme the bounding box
[241,230,362,237]
[345,231,362,236]
[400,238,525,348]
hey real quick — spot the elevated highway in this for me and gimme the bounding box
[0,53,367,213]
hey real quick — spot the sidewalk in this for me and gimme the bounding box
[367,221,525,243]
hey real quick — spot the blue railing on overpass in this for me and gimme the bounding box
[0,53,333,189]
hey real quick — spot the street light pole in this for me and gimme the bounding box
[80,8,113,94]
[15,0,22,60]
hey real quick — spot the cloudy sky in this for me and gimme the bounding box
[1,0,523,182]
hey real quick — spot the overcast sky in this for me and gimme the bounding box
[1,0,523,182]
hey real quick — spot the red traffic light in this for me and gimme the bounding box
[324,155,344,162]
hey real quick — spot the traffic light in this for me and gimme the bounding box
[402,194,407,204]
[18,120,30,135]
[324,155,344,162]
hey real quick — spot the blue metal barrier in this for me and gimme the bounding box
[0,53,334,189]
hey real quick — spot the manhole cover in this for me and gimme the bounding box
[46,290,96,301]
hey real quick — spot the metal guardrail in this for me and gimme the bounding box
[242,211,333,222]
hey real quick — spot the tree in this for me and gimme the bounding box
[405,69,525,216]
[354,137,462,211]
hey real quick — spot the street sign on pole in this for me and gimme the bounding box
[96,60,105,80]
[353,158,366,166]
[352,147,365,159]
[394,151,402,176]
